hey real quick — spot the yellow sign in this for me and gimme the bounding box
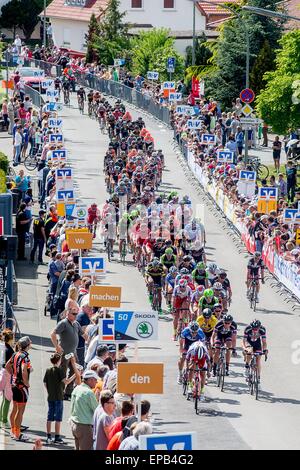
[57,203,66,217]
[117,363,164,394]
[89,286,122,308]
[257,200,277,214]
[297,229,300,246]
[68,232,93,250]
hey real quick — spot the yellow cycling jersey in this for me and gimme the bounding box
[196,315,218,334]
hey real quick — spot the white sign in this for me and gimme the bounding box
[42,79,54,89]
[169,92,182,102]
[46,89,59,102]
[55,168,73,191]
[201,134,216,145]
[49,118,63,128]
[163,81,175,90]
[33,70,44,77]
[79,257,106,275]
[176,105,193,115]
[72,204,88,224]
[114,311,158,342]
[217,150,234,163]
[147,71,159,80]
[187,119,202,129]
[242,104,254,117]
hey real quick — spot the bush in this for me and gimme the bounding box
[0,152,9,174]
[0,168,6,194]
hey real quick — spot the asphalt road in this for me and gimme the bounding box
[2,93,300,450]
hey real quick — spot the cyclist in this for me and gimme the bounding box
[192,262,209,288]
[190,285,205,319]
[178,255,195,274]
[247,251,265,302]
[186,340,210,399]
[145,258,166,314]
[87,203,100,238]
[178,321,205,384]
[77,86,86,110]
[211,314,237,377]
[172,279,192,340]
[165,266,177,312]
[212,282,227,312]
[198,288,219,314]
[62,79,71,104]
[212,303,223,320]
[243,320,268,385]
[197,307,218,362]
[87,90,94,116]
[160,247,177,272]
[207,262,219,283]
[54,77,61,95]
[212,270,232,307]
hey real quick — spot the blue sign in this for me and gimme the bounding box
[46,103,57,112]
[169,92,182,101]
[139,432,196,450]
[283,209,300,223]
[258,187,278,200]
[56,189,75,202]
[217,150,234,163]
[56,168,72,179]
[65,203,75,219]
[99,318,115,342]
[52,149,66,160]
[201,134,216,144]
[239,170,256,182]
[147,71,159,80]
[79,257,105,275]
[167,57,176,72]
[49,134,64,144]
[187,119,202,129]
[49,118,63,128]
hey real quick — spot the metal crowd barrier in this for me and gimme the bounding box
[24,84,45,107]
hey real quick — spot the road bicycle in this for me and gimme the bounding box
[120,240,127,265]
[88,101,93,118]
[215,345,228,391]
[63,89,70,106]
[245,352,267,400]
[189,367,203,414]
[99,117,106,134]
[24,154,38,171]
[248,157,269,181]
[78,96,84,114]
[106,238,114,262]
[248,277,263,311]
[151,284,162,313]
[182,367,188,396]
[175,307,191,341]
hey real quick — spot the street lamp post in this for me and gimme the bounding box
[192,1,196,66]
[242,5,300,22]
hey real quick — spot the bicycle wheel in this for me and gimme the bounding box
[221,362,226,392]
[182,369,188,396]
[194,381,200,414]
[152,289,158,312]
[252,289,257,312]
[24,155,37,171]
[107,242,111,262]
[249,368,254,395]
[254,369,259,400]
[8,166,16,178]
[217,362,222,388]
[257,164,269,181]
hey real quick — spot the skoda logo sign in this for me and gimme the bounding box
[136,321,153,339]
[77,208,86,218]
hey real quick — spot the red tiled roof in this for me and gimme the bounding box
[45,0,108,22]
[197,0,240,17]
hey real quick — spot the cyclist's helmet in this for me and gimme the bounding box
[223,314,233,323]
[213,303,222,311]
[179,279,188,287]
[208,262,218,273]
[195,342,206,360]
[188,321,199,333]
[152,258,160,267]
[213,282,223,291]
[169,266,177,274]
[165,248,173,255]
[196,285,205,295]
[196,262,206,270]
[219,270,227,278]
[183,255,192,262]
[254,251,261,258]
[180,268,189,275]
[250,319,261,329]
[202,308,212,319]
[203,288,214,299]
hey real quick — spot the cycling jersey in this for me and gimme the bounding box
[160,254,177,270]
[192,269,208,286]
[214,320,237,341]
[197,314,218,335]
[173,285,192,299]
[186,341,210,369]
[198,296,219,311]
[146,265,165,285]
[165,273,176,289]
[11,351,31,388]
[244,326,266,344]
[181,327,205,352]
[247,258,264,276]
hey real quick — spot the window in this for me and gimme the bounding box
[164,0,174,8]
[131,0,142,8]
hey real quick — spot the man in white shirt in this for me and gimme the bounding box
[87,344,109,370]
[14,35,22,54]
[13,126,23,165]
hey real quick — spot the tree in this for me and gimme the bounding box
[250,39,275,96]
[92,0,130,65]
[85,14,100,63]
[185,33,213,68]
[130,28,184,80]
[256,30,300,135]
[200,0,284,108]
[0,0,51,40]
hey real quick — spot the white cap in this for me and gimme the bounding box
[83,370,98,380]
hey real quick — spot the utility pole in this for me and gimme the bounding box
[43,0,47,48]
[192,1,196,66]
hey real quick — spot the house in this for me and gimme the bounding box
[44,0,108,52]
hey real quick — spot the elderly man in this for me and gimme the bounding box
[76,297,94,367]
[50,304,87,400]
[70,370,98,450]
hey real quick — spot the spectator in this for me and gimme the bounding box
[273,136,282,173]
[13,126,23,166]
[16,202,31,260]
[76,299,93,367]
[30,209,47,265]
[235,127,244,156]
[93,389,116,450]
[108,400,135,442]
[92,365,109,401]
[0,329,14,429]
[70,370,98,450]
[286,160,297,202]
[50,304,87,399]
[87,345,109,370]
[43,352,79,445]
[277,173,287,198]
[119,421,152,451]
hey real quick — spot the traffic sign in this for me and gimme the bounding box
[0,217,3,236]
[240,118,258,125]
[89,286,122,308]
[240,88,255,104]
[167,57,176,73]
[139,432,196,451]
[99,318,115,342]
[242,104,253,117]
[79,257,106,275]
[117,363,164,394]
[114,311,158,342]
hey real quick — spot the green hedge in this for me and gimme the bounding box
[0,168,6,194]
[0,152,9,175]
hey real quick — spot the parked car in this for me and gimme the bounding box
[10,67,46,92]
